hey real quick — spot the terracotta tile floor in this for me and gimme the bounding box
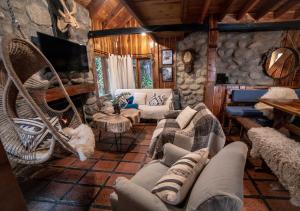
[17,126,299,210]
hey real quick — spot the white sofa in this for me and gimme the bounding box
[115,89,174,120]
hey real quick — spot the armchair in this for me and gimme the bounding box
[149,103,226,159]
[110,142,248,211]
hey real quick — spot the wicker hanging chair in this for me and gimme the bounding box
[0,34,83,164]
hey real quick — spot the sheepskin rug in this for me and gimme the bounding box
[63,124,95,161]
[248,127,300,207]
[255,87,299,119]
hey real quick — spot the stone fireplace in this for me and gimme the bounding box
[0,0,94,88]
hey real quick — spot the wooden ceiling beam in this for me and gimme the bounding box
[274,0,300,19]
[237,0,260,20]
[118,0,157,41]
[102,3,124,28]
[118,0,145,27]
[253,0,283,20]
[181,0,189,23]
[87,0,106,19]
[199,0,212,23]
[88,21,300,38]
[219,0,236,21]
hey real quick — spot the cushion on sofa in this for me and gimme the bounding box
[176,106,197,129]
[125,103,139,109]
[127,96,134,104]
[226,106,263,117]
[231,89,300,103]
[113,177,169,211]
[152,148,208,205]
[133,93,147,105]
[149,93,166,106]
[139,105,170,120]
[231,90,267,103]
[131,160,170,190]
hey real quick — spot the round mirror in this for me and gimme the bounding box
[265,48,298,79]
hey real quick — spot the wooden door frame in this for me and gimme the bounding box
[135,57,153,88]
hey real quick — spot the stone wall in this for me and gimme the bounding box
[0,0,94,84]
[176,32,207,108]
[216,31,283,85]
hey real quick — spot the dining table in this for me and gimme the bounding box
[259,99,300,136]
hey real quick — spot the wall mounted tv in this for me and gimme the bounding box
[37,32,89,73]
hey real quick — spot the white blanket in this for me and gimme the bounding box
[63,124,95,161]
[248,127,300,207]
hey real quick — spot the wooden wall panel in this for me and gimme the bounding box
[157,37,177,89]
[92,19,178,89]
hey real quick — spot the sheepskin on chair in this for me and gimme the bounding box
[248,127,300,207]
[255,87,299,119]
[63,124,95,161]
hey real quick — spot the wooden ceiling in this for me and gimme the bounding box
[76,0,300,34]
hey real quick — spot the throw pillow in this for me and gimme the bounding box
[127,96,134,104]
[125,103,139,109]
[176,106,197,129]
[13,116,69,152]
[119,96,128,109]
[149,93,166,106]
[152,148,209,205]
[133,93,147,105]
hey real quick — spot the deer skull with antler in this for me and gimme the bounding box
[57,0,79,33]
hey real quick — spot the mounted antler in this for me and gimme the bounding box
[57,0,79,33]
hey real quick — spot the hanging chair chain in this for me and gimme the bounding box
[6,0,26,39]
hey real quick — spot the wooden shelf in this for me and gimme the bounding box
[45,83,96,102]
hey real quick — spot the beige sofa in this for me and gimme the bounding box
[115,89,174,120]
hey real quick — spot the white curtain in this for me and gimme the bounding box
[107,54,135,95]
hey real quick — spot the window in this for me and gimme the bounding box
[95,56,109,96]
[140,59,153,88]
[132,59,138,88]
[135,58,153,88]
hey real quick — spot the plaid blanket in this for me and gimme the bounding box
[149,103,225,159]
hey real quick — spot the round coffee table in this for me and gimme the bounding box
[93,109,140,150]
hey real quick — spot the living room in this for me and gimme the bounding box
[0,0,300,211]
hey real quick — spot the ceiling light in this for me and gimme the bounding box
[141,32,146,36]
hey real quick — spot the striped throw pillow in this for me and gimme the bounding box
[13,116,70,152]
[149,93,166,106]
[152,148,208,205]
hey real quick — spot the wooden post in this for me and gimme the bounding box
[204,15,219,113]
[0,140,27,211]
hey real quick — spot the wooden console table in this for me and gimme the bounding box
[260,99,300,136]
[45,83,95,102]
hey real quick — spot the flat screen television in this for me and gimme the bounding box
[37,32,89,72]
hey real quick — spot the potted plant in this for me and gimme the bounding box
[111,92,130,114]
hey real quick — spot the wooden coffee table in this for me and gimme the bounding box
[93,109,140,150]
